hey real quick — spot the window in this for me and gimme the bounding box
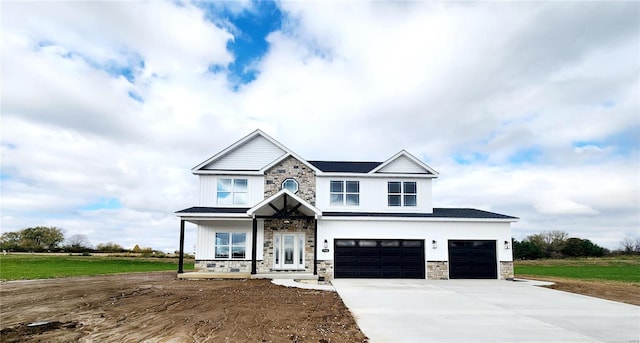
[215,232,247,259]
[330,180,359,206]
[281,178,299,193]
[217,178,248,205]
[388,181,417,207]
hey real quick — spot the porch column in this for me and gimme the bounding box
[178,219,185,274]
[313,218,318,275]
[251,217,257,274]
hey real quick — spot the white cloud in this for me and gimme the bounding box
[1,1,638,251]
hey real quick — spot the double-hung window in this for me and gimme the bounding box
[330,180,359,206]
[388,181,417,207]
[217,178,248,205]
[215,232,247,259]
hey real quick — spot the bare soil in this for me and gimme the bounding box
[0,272,368,343]
[518,275,640,306]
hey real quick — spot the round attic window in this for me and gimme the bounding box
[282,178,299,193]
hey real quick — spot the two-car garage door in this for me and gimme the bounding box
[334,239,497,279]
[334,239,425,278]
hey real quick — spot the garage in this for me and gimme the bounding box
[448,240,497,279]
[334,239,425,278]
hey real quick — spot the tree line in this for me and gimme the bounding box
[0,226,157,254]
[513,230,640,259]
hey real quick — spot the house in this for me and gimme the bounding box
[175,130,518,280]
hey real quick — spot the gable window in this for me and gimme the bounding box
[388,181,417,207]
[217,178,248,205]
[282,178,299,193]
[215,232,247,259]
[330,180,359,206]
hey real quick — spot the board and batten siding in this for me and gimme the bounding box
[195,220,264,260]
[316,219,512,263]
[199,175,265,207]
[376,155,427,174]
[204,135,286,171]
[315,176,433,213]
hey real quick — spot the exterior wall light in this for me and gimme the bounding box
[324,239,328,249]
[432,240,437,249]
[504,240,510,249]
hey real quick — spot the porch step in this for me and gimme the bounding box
[178,272,250,280]
[252,273,318,280]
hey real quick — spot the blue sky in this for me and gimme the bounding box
[1,1,638,251]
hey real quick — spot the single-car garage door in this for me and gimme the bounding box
[334,239,425,278]
[448,240,497,279]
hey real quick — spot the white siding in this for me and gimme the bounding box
[199,175,265,207]
[376,155,428,174]
[316,176,433,213]
[317,220,512,262]
[204,135,286,171]
[196,220,264,260]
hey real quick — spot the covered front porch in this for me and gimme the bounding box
[175,189,322,279]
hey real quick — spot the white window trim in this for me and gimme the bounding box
[214,231,248,260]
[388,181,417,207]
[217,178,248,205]
[329,180,360,206]
[281,178,299,193]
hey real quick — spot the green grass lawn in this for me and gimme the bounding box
[514,256,640,282]
[0,254,194,281]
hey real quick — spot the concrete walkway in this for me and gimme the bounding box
[331,279,640,343]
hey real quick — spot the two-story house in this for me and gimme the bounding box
[175,130,518,280]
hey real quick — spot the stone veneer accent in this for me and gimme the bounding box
[264,156,316,205]
[317,260,334,281]
[500,261,514,280]
[195,260,250,273]
[256,218,316,274]
[427,261,449,280]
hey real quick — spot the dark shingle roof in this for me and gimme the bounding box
[176,207,517,220]
[308,161,382,173]
[176,207,250,214]
[322,208,518,220]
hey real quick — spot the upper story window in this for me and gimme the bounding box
[330,180,359,206]
[282,178,299,193]
[388,181,417,207]
[217,178,248,205]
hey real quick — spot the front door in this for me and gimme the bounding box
[274,233,305,270]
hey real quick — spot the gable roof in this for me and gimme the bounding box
[370,150,438,176]
[248,189,322,218]
[308,161,382,173]
[192,129,319,175]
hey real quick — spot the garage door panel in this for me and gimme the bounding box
[448,240,497,279]
[334,239,425,279]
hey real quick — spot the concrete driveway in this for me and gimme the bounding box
[331,279,640,343]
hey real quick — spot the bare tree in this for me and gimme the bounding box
[66,234,92,252]
[620,237,636,254]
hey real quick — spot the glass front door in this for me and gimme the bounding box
[274,233,305,270]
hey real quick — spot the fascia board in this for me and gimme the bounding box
[319,216,518,223]
[369,150,439,176]
[317,172,437,178]
[192,170,265,176]
[191,129,264,172]
[248,189,322,216]
[175,213,251,219]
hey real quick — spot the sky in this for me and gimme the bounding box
[1,1,638,252]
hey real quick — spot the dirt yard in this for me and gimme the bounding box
[518,275,640,306]
[0,272,368,342]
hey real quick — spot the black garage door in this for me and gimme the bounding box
[334,239,425,278]
[448,240,497,279]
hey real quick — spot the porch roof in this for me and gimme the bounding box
[247,189,322,218]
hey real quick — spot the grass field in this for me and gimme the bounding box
[0,254,194,281]
[514,256,640,282]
